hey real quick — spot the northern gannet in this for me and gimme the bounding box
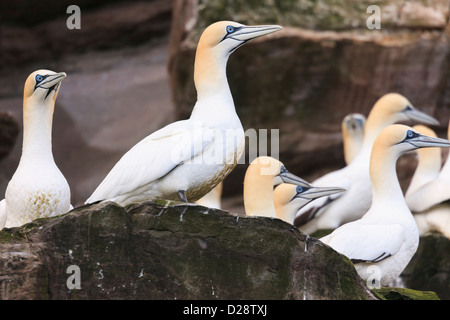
[342,113,366,165]
[1,70,71,228]
[294,93,439,234]
[85,21,282,206]
[273,183,344,224]
[244,156,311,217]
[405,124,450,238]
[320,124,450,286]
[196,182,223,209]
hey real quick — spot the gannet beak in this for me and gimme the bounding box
[404,108,439,126]
[407,135,450,149]
[274,170,311,188]
[231,25,283,42]
[294,186,345,201]
[37,72,67,90]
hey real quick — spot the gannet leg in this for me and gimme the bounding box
[178,190,188,203]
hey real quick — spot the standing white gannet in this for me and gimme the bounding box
[243,156,311,217]
[405,123,450,238]
[294,93,439,234]
[85,21,282,206]
[320,124,450,286]
[196,182,223,209]
[273,183,344,224]
[1,70,71,228]
[342,113,366,165]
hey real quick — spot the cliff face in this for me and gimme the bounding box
[0,201,376,300]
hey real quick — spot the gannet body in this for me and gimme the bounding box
[321,125,450,286]
[273,183,344,224]
[342,113,366,165]
[196,182,223,209]
[85,21,282,206]
[405,124,450,238]
[294,93,439,234]
[1,70,71,228]
[244,156,311,217]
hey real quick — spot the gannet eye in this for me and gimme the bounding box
[35,75,44,83]
[296,186,304,193]
[279,166,287,174]
[405,105,413,111]
[406,130,416,139]
[226,25,235,34]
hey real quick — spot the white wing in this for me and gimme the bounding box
[321,223,404,263]
[294,168,351,226]
[86,119,215,203]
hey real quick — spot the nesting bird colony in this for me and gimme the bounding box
[1,21,449,290]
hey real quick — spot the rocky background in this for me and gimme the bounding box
[0,0,449,299]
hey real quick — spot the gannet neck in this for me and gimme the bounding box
[437,122,450,177]
[243,162,277,217]
[194,42,232,103]
[369,139,404,209]
[21,97,55,161]
[244,157,284,217]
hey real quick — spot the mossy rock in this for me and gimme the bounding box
[373,287,440,300]
[0,201,377,299]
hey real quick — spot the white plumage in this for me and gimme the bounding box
[294,93,439,234]
[321,124,450,286]
[1,69,71,228]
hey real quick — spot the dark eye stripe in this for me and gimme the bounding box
[33,74,50,91]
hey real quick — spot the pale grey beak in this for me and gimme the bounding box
[273,170,311,188]
[407,135,450,149]
[37,72,67,89]
[231,25,283,42]
[404,108,439,126]
[294,186,345,200]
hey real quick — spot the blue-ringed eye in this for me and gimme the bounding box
[296,186,304,194]
[406,130,415,139]
[35,75,44,83]
[280,166,287,174]
[226,25,235,34]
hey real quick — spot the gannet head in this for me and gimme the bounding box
[24,69,67,106]
[342,113,366,137]
[243,156,310,217]
[342,113,366,164]
[197,21,282,57]
[273,183,345,224]
[246,156,310,187]
[368,93,439,129]
[374,124,450,157]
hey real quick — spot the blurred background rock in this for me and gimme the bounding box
[1,0,449,212]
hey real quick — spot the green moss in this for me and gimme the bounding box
[373,287,440,300]
[310,229,334,238]
[0,230,25,243]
